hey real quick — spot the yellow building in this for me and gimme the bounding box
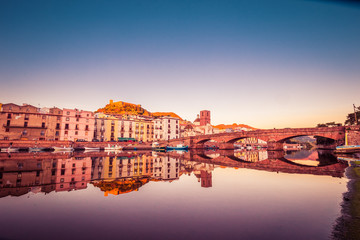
[134,118,154,142]
[94,114,154,142]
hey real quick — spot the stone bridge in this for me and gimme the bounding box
[157,149,348,178]
[159,126,359,150]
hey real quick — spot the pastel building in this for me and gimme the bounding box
[152,154,179,181]
[153,116,180,141]
[60,108,95,141]
[94,114,154,142]
[0,103,62,140]
[55,157,92,192]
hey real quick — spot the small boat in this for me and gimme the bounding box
[84,147,100,151]
[335,145,360,154]
[53,146,73,152]
[152,142,166,152]
[29,147,46,152]
[166,144,188,151]
[104,145,123,151]
[1,147,19,153]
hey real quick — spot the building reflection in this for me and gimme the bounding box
[234,150,268,162]
[0,149,348,198]
[0,154,92,198]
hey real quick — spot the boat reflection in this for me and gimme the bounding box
[0,149,348,198]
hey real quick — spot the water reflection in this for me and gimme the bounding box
[0,149,349,198]
[0,149,353,240]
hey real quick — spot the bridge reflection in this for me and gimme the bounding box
[0,150,348,198]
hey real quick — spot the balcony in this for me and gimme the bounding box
[3,124,47,129]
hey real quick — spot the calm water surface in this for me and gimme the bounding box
[0,150,349,240]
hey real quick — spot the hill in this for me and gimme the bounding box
[213,123,257,130]
[96,100,184,120]
[96,100,152,116]
[152,112,183,120]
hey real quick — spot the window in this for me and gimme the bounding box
[67,111,70,115]
[56,123,60,129]
[61,169,65,175]
[42,122,45,128]
[75,124,79,130]
[25,114,29,120]
[24,122,28,127]
[40,130,45,136]
[5,128,9,132]
[60,178,64,183]
[6,120,10,126]
[66,117,69,121]
[23,130,27,135]
[57,116,61,121]
[65,131,68,135]
[75,131,78,135]
[65,124,69,129]
[7,113,11,119]
[42,115,46,119]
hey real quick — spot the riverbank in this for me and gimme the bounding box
[332,160,360,240]
[0,140,152,151]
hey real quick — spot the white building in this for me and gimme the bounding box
[153,116,180,141]
[152,155,179,180]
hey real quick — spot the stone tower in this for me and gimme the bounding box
[200,110,210,126]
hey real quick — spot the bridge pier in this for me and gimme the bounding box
[268,150,285,160]
[267,141,283,151]
[219,143,235,150]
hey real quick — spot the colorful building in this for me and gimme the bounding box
[55,157,92,192]
[153,116,180,141]
[0,103,62,140]
[59,108,95,141]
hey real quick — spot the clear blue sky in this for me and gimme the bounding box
[1,0,359,128]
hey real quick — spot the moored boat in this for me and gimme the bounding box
[1,147,19,153]
[29,147,46,152]
[53,146,74,152]
[104,145,123,151]
[166,144,188,151]
[152,142,166,152]
[335,145,360,154]
[84,147,100,151]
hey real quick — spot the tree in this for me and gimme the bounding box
[316,122,342,128]
[344,106,360,126]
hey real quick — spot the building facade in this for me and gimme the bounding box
[60,108,95,141]
[153,116,180,141]
[200,110,211,126]
[0,103,62,140]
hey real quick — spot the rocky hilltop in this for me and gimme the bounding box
[96,100,183,120]
[213,123,256,130]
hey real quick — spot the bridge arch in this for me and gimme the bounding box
[277,134,337,143]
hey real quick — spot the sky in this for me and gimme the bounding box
[1,0,359,129]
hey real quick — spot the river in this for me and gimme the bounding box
[0,149,351,240]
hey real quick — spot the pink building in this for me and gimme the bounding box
[55,157,92,192]
[60,108,95,141]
